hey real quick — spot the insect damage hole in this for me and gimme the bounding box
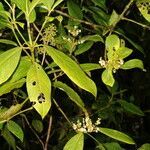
[32,81,36,86]
[37,93,46,104]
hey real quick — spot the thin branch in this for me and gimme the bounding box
[44,116,52,150]
[22,115,45,150]
[122,17,150,30]
[54,10,105,29]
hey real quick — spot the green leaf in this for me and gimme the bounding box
[2,127,16,150]
[46,46,97,97]
[67,0,83,20]
[27,62,51,119]
[52,0,63,10]
[106,34,120,51]
[0,78,26,96]
[91,0,107,10]
[0,47,22,85]
[80,63,102,72]
[11,0,29,13]
[138,143,150,150]
[115,30,145,54]
[117,47,133,59]
[80,34,104,43]
[64,132,84,150]
[29,0,42,14]
[41,0,54,10]
[119,100,144,116]
[32,119,43,133]
[75,41,94,55]
[104,142,122,150]
[7,120,24,142]
[29,9,36,23]
[102,69,114,87]
[0,123,3,130]
[99,127,135,145]
[0,57,31,96]
[53,81,86,112]
[109,10,119,26]
[121,59,144,70]
[0,39,17,46]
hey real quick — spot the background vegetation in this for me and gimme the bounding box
[0,0,150,149]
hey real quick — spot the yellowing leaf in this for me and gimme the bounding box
[26,63,51,119]
[0,47,22,85]
[46,46,97,97]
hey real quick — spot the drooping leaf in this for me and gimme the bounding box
[64,132,84,150]
[119,100,144,116]
[121,59,144,70]
[7,120,24,142]
[99,127,135,145]
[0,39,17,46]
[46,46,97,97]
[102,69,114,87]
[67,0,83,20]
[26,62,51,118]
[138,143,150,150]
[32,119,43,133]
[80,63,102,72]
[2,127,16,150]
[53,81,86,112]
[0,47,22,85]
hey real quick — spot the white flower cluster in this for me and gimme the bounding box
[72,116,101,133]
[62,36,72,42]
[99,57,124,73]
[68,26,81,37]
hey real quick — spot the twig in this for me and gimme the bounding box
[122,17,150,30]
[52,99,72,125]
[44,116,52,150]
[54,10,105,29]
[22,115,45,150]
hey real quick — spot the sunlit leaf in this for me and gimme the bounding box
[27,63,51,118]
[121,59,144,70]
[109,10,119,26]
[80,63,102,72]
[53,81,86,112]
[41,0,54,10]
[104,142,122,150]
[46,46,97,97]
[102,69,114,87]
[0,39,17,46]
[64,132,84,150]
[117,47,133,59]
[0,47,22,85]
[7,120,24,142]
[99,127,135,144]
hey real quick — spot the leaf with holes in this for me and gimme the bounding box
[0,47,22,85]
[136,1,150,22]
[27,63,51,119]
[64,132,84,150]
[46,46,97,97]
